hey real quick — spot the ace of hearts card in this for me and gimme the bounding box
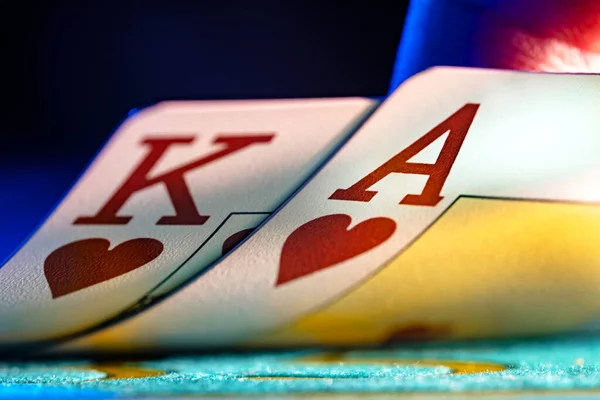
[63,67,600,352]
[0,97,377,345]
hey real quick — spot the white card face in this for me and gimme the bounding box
[61,67,600,352]
[0,98,377,344]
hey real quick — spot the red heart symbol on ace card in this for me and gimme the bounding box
[44,238,164,298]
[277,214,396,286]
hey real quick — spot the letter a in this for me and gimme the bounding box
[329,104,479,206]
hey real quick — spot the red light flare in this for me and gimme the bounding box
[474,0,600,72]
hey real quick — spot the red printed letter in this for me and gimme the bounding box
[329,104,479,206]
[74,134,274,225]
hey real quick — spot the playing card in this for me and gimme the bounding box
[60,67,600,352]
[0,98,377,345]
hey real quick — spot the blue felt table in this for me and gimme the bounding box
[2,335,600,398]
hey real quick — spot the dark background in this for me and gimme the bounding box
[0,0,409,261]
[1,0,409,164]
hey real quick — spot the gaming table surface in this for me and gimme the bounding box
[2,335,600,399]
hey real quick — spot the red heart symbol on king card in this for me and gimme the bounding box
[44,238,164,298]
[277,214,396,286]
